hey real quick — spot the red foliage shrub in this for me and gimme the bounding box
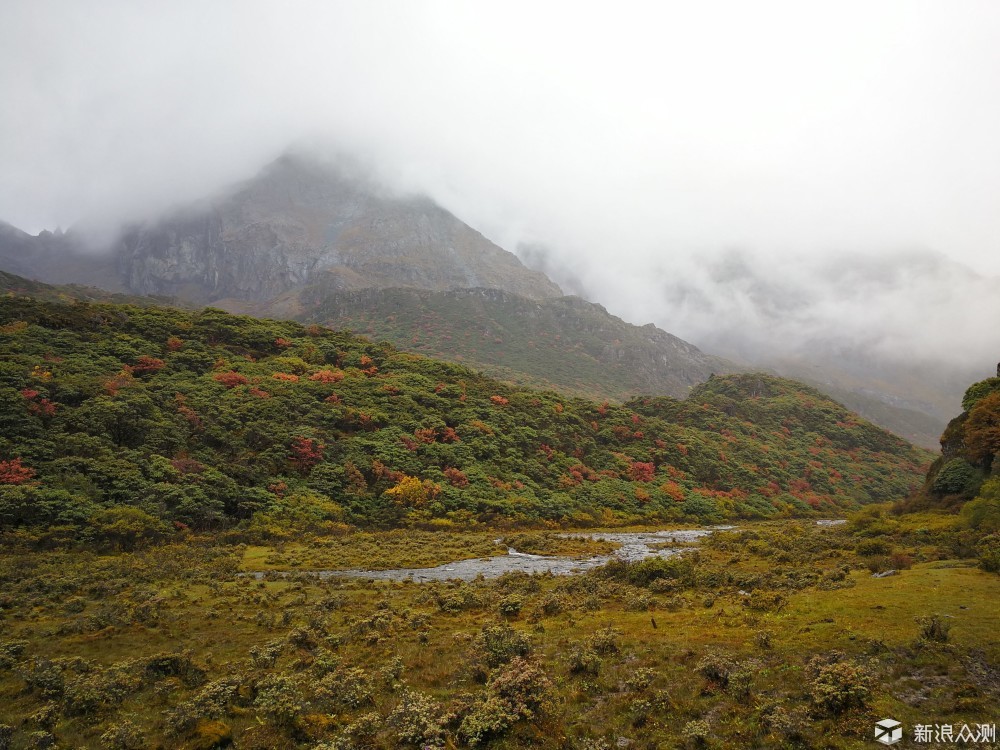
[414,428,437,444]
[132,355,165,374]
[170,457,205,474]
[21,388,56,417]
[629,461,656,483]
[660,480,685,501]
[0,457,35,485]
[174,394,203,430]
[290,437,324,473]
[444,467,470,487]
[309,369,345,383]
[103,370,136,395]
[212,371,249,388]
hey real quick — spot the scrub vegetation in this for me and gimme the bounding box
[0,296,928,545]
[1,294,997,748]
[1,518,998,749]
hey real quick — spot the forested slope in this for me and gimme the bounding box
[0,295,930,545]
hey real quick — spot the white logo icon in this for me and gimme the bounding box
[876,719,902,746]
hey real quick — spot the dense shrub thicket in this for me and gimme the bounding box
[0,297,928,544]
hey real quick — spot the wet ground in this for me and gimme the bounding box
[275,527,738,582]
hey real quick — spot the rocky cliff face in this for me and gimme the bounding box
[116,155,562,303]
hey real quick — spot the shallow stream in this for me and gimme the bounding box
[285,527,737,582]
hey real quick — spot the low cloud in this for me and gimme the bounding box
[2,1,1000,400]
[527,243,999,392]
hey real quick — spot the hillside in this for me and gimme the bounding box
[0,294,930,543]
[0,154,957,447]
[287,285,733,401]
[0,155,738,403]
[0,269,177,308]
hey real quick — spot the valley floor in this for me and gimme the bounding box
[1,517,998,749]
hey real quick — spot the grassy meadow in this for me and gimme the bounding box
[1,515,998,749]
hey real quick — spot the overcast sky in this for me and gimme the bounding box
[2,1,999,374]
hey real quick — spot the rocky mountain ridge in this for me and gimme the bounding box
[115,155,563,303]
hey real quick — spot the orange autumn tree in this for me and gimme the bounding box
[384,475,440,507]
[965,391,1000,464]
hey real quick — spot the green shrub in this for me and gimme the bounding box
[315,666,375,709]
[682,719,711,748]
[472,623,532,671]
[0,640,26,670]
[602,556,696,588]
[977,533,1000,573]
[387,689,446,747]
[961,479,1000,533]
[540,593,565,616]
[99,717,145,750]
[931,459,980,497]
[696,653,735,688]
[459,657,553,747]
[567,646,601,676]
[498,594,523,617]
[588,626,622,656]
[253,673,307,728]
[624,667,656,692]
[917,615,951,643]
[807,655,874,715]
[762,704,807,741]
[865,556,894,574]
[459,695,519,747]
[624,591,652,611]
[163,677,241,734]
[744,591,786,612]
[855,538,890,556]
[962,377,1000,412]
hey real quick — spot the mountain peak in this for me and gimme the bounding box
[113,152,562,304]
